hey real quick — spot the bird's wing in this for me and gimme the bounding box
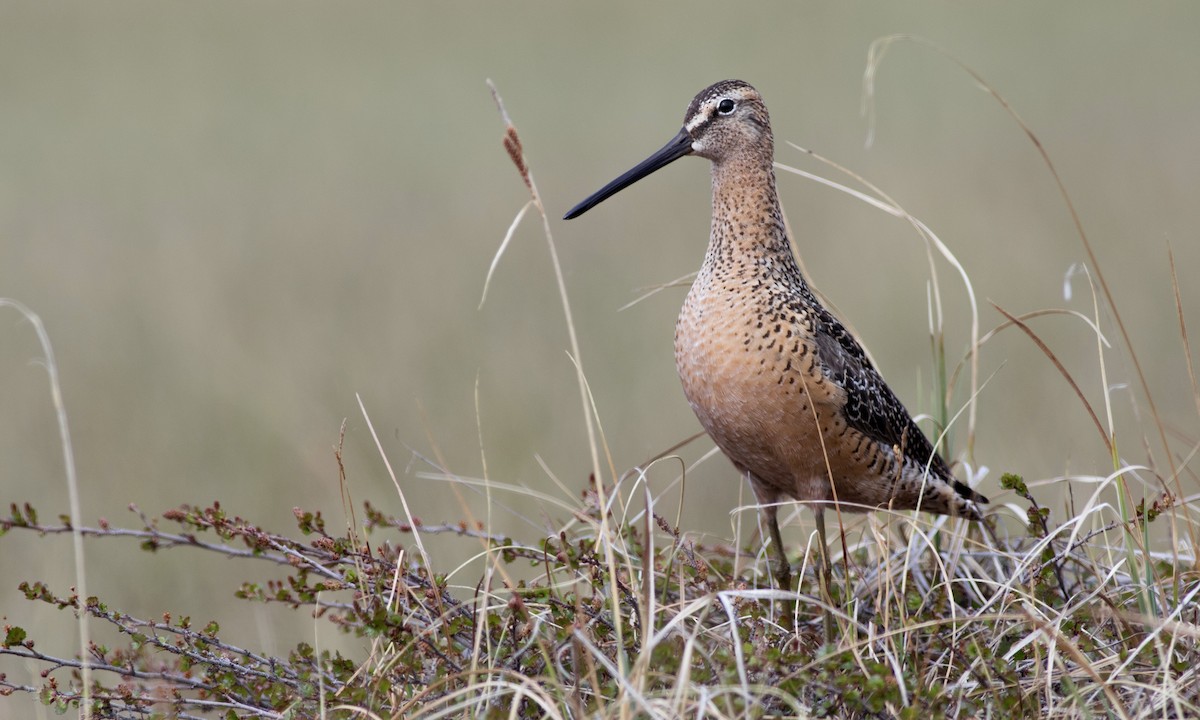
[805,295,954,481]
[805,295,989,505]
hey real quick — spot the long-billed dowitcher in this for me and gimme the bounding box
[564,80,987,593]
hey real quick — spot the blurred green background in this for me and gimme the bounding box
[2,0,1198,703]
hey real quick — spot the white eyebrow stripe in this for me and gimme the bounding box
[685,111,708,132]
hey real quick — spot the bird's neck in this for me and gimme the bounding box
[704,152,794,270]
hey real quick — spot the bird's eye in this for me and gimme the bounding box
[717,99,737,115]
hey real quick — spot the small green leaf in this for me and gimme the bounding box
[4,626,27,646]
[1000,472,1027,494]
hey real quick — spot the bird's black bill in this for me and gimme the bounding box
[563,128,693,220]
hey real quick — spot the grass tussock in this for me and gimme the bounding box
[1,465,1196,718]
[3,41,1200,718]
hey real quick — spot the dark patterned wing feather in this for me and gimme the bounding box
[804,290,987,505]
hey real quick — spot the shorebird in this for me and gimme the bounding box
[564,80,987,594]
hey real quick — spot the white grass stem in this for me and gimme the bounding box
[479,200,533,310]
[357,394,433,573]
[0,299,90,719]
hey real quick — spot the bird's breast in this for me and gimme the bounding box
[674,271,848,490]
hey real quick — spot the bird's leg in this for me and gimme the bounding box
[764,503,792,592]
[814,506,836,644]
[747,472,792,590]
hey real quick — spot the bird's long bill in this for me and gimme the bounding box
[563,128,693,220]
